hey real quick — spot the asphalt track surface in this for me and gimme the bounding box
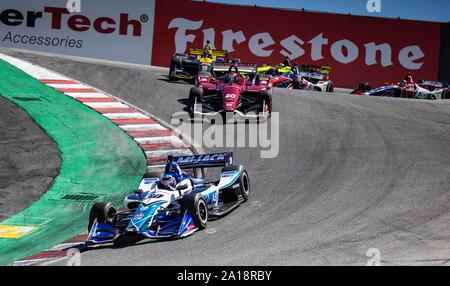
[0,96,60,221]
[2,49,450,265]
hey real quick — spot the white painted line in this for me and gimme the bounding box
[0,53,66,80]
[145,149,192,159]
[46,84,88,89]
[120,124,167,132]
[50,242,83,251]
[135,136,183,145]
[2,52,199,266]
[102,113,149,120]
[10,258,54,266]
[83,102,129,109]
[64,92,110,98]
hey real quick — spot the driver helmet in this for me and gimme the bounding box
[162,174,177,188]
[283,57,291,67]
[398,80,407,88]
[226,73,239,84]
[203,48,213,58]
[226,66,240,83]
[205,40,212,51]
[268,68,278,76]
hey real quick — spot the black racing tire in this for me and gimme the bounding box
[169,64,177,81]
[238,170,250,202]
[171,56,184,67]
[188,87,203,117]
[179,194,208,229]
[88,202,117,232]
[258,90,272,121]
[327,83,334,93]
[292,78,301,89]
[221,166,250,202]
[259,90,272,105]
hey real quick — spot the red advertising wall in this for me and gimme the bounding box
[152,0,441,88]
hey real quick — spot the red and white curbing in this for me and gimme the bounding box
[0,53,194,265]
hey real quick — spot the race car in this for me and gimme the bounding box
[188,63,273,121]
[352,78,448,100]
[257,64,334,92]
[86,153,250,246]
[169,47,228,82]
[257,64,299,89]
[418,80,450,99]
[297,64,334,92]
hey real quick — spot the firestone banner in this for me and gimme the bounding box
[0,0,155,65]
[152,0,441,87]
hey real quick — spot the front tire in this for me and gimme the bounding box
[259,90,272,113]
[180,194,208,229]
[188,87,203,117]
[88,202,117,232]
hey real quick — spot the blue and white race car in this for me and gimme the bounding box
[86,153,250,246]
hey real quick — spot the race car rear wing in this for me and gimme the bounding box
[213,63,258,74]
[300,64,331,74]
[418,80,447,88]
[299,64,331,80]
[172,153,233,169]
[189,47,228,58]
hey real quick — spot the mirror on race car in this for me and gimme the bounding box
[176,182,190,191]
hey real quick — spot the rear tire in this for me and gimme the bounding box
[169,64,177,81]
[171,56,184,67]
[239,170,250,202]
[327,83,334,93]
[169,56,185,80]
[88,202,117,232]
[220,166,250,203]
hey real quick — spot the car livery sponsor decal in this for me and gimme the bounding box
[152,0,441,87]
[0,0,156,64]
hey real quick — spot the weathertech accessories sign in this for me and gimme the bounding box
[152,0,441,87]
[0,0,155,65]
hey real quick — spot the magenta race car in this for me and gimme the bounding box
[188,63,273,121]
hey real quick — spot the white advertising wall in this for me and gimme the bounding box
[0,0,155,65]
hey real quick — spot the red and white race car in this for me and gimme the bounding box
[188,63,272,121]
[352,75,449,100]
